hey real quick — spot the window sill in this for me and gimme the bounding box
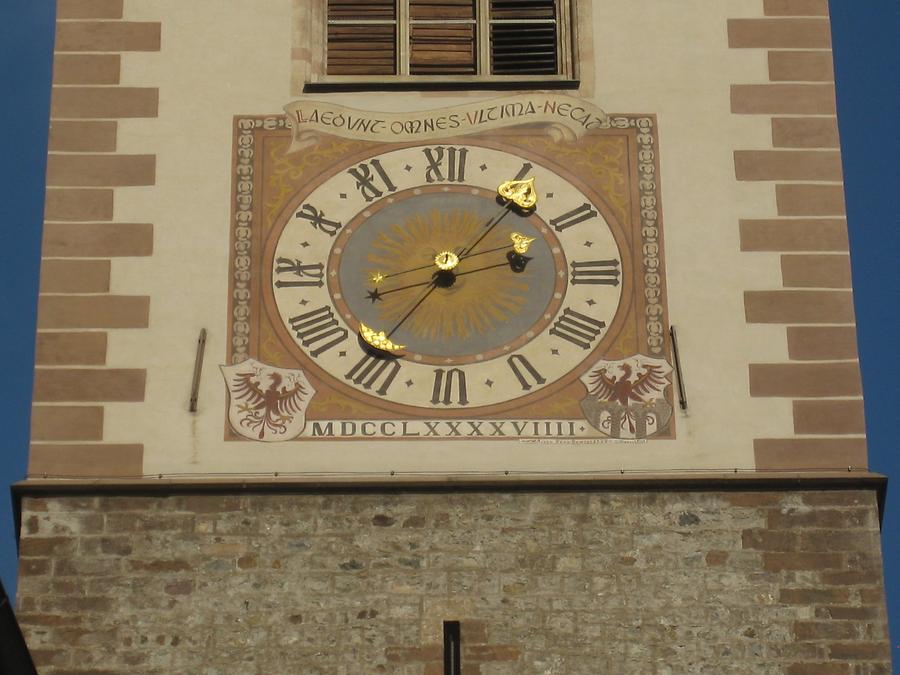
[303,76,580,93]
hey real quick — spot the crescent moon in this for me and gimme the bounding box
[359,323,405,353]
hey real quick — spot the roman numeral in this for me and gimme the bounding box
[423,146,468,183]
[431,368,469,406]
[295,203,343,236]
[288,305,348,357]
[549,203,597,232]
[344,354,401,396]
[570,259,620,286]
[549,308,606,350]
[274,259,325,288]
[507,354,546,391]
[347,159,397,202]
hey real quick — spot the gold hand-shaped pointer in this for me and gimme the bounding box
[456,177,538,260]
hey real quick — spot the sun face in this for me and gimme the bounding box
[332,187,560,360]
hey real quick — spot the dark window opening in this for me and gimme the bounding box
[443,620,461,675]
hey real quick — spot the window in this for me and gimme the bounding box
[323,0,574,84]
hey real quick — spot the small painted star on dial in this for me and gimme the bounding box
[584,241,593,248]
[300,241,310,248]
[579,426,586,432]
[485,379,494,387]
[405,380,413,387]
[366,289,383,303]
[404,164,413,172]
[551,348,560,356]
[298,299,309,306]
[586,299,596,307]
[479,163,488,171]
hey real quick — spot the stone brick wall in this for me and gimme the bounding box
[16,488,891,673]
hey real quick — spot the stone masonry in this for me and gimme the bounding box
[16,489,891,674]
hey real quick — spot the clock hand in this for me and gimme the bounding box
[368,230,538,301]
[369,246,512,286]
[367,253,531,303]
[456,177,538,260]
[359,278,438,353]
[385,281,438,340]
[368,178,538,285]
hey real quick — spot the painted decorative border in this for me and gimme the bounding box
[230,116,289,365]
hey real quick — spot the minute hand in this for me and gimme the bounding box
[457,176,537,259]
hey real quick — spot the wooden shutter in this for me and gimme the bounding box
[489,0,558,75]
[327,0,397,75]
[409,0,476,74]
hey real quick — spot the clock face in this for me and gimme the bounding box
[265,143,626,413]
[228,114,672,443]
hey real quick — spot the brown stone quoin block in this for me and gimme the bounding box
[39,259,111,293]
[51,87,159,119]
[49,121,118,153]
[55,22,161,53]
[42,223,153,257]
[30,406,103,441]
[33,368,146,402]
[769,51,835,81]
[764,0,830,16]
[749,362,862,397]
[731,84,836,114]
[744,290,855,323]
[44,189,113,221]
[793,400,866,435]
[35,332,107,366]
[37,295,150,330]
[740,218,848,251]
[754,438,867,469]
[787,326,858,360]
[734,150,842,181]
[777,184,846,216]
[56,0,123,20]
[46,154,156,187]
[780,254,851,288]
[728,19,832,48]
[27,444,143,478]
[52,54,120,85]
[773,117,839,148]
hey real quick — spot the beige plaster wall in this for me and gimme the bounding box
[33,0,862,479]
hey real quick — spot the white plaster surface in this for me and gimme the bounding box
[105,0,794,477]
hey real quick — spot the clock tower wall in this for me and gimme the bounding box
[17,0,888,672]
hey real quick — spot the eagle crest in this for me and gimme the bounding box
[580,356,673,439]
[221,360,315,441]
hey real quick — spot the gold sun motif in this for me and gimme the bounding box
[367,209,531,344]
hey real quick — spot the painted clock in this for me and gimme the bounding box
[226,108,673,443]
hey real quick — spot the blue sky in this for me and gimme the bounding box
[1,0,897,660]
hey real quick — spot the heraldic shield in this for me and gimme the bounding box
[579,355,673,440]
[221,359,316,442]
